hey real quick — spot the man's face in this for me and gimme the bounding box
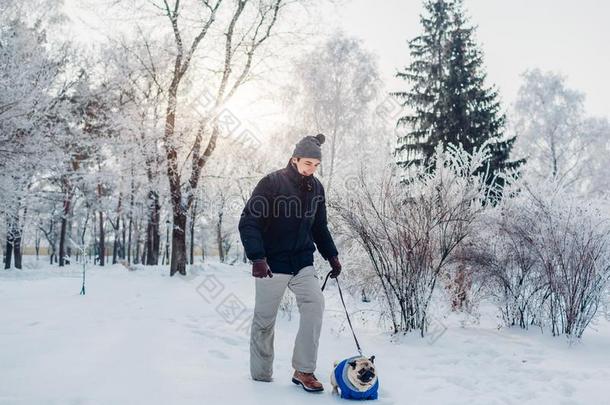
[292,157,321,176]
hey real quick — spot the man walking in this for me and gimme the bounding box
[238,133,342,392]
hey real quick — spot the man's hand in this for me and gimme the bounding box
[328,256,342,278]
[252,258,273,278]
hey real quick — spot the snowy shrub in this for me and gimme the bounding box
[437,259,485,319]
[527,183,610,338]
[460,199,547,329]
[333,144,489,336]
[465,180,610,338]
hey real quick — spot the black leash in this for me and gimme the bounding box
[321,271,363,356]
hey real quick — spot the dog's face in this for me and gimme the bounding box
[346,356,377,391]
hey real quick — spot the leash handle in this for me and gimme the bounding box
[321,271,363,356]
[321,271,332,291]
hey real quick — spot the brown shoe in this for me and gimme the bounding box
[292,370,324,392]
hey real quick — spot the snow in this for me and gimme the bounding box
[1,260,609,405]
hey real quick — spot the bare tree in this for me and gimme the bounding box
[1,6,66,269]
[106,37,169,265]
[285,31,380,195]
[154,0,288,275]
[512,69,592,188]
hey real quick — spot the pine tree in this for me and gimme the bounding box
[393,0,453,169]
[393,0,524,188]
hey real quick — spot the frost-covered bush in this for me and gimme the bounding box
[334,144,489,336]
[461,196,547,329]
[528,183,610,337]
[465,180,610,338]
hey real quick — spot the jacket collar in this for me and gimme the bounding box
[285,159,314,191]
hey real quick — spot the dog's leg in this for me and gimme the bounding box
[330,378,339,395]
[330,367,339,395]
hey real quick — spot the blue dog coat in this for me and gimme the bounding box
[334,356,379,400]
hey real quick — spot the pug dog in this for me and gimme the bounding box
[331,355,378,399]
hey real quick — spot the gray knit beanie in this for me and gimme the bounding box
[292,133,326,160]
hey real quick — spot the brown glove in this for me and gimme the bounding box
[252,258,273,278]
[328,256,342,278]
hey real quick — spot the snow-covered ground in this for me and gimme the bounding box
[1,260,609,405]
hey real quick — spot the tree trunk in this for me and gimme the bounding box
[80,209,90,261]
[13,219,22,269]
[128,216,133,264]
[201,236,206,263]
[164,81,187,276]
[112,195,122,265]
[121,215,126,260]
[59,215,67,267]
[4,235,13,269]
[44,217,57,266]
[92,211,97,264]
[127,169,135,264]
[145,190,160,265]
[169,210,187,276]
[4,213,21,269]
[134,217,140,265]
[217,211,224,263]
[16,204,26,269]
[35,228,40,260]
[98,209,105,266]
[141,218,148,265]
[66,219,72,264]
[112,215,120,265]
[189,199,197,265]
[59,172,75,267]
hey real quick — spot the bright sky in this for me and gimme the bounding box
[324,0,610,118]
[64,0,610,121]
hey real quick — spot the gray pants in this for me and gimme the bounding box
[250,265,325,380]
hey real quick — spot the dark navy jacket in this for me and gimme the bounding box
[238,160,338,275]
